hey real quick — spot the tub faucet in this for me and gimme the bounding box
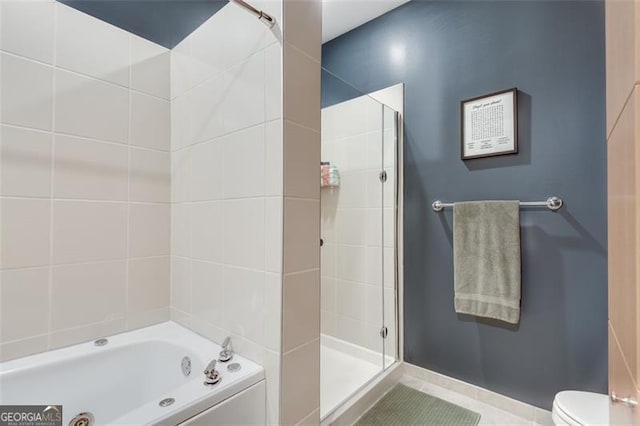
[219,336,233,362]
[203,359,221,386]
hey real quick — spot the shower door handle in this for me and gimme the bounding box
[380,326,388,339]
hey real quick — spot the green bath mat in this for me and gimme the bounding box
[355,384,481,426]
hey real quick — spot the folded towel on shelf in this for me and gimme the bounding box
[453,200,521,324]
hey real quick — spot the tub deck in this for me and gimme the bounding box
[0,322,265,425]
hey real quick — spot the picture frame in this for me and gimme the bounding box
[461,88,518,160]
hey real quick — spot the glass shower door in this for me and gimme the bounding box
[381,104,398,369]
[369,102,398,371]
[319,68,399,418]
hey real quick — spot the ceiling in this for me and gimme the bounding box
[322,0,410,43]
[57,0,410,49]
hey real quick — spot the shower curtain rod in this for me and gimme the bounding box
[230,0,276,28]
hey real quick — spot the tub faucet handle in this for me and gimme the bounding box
[219,336,233,362]
[204,359,217,376]
[203,359,221,386]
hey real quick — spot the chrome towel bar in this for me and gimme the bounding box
[432,196,563,212]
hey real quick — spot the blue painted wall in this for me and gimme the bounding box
[322,0,607,409]
[57,0,227,48]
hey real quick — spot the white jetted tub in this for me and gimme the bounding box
[0,322,265,425]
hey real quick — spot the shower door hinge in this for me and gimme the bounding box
[379,171,387,183]
[380,326,388,339]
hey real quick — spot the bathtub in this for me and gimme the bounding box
[0,322,265,425]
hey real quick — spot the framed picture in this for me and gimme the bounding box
[461,88,518,160]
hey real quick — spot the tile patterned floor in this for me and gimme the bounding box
[397,375,553,426]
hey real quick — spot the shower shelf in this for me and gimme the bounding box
[320,162,340,189]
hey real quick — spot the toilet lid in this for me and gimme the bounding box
[554,391,609,425]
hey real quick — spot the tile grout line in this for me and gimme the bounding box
[0,196,172,205]
[125,33,132,331]
[176,36,270,100]
[0,48,171,102]
[0,122,171,154]
[46,1,59,350]
[0,255,171,273]
[262,47,270,359]
[186,79,193,319]
[167,35,175,328]
[169,117,283,154]
[282,336,319,357]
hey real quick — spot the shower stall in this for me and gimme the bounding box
[320,70,401,419]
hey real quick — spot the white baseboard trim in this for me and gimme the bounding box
[403,363,553,425]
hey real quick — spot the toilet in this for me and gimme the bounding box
[552,391,609,425]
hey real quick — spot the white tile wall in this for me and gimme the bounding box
[0,126,52,197]
[0,2,171,360]
[131,92,170,151]
[131,36,170,100]
[129,148,170,202]
[190,202,223,262]
[264,271,282,351]
[188,140,222,201]
[54,69,129,143]
[0,0,55,64]
[320,94,397,357]
[1,52,54,131]
[1,198,51,269]
[170,93,192,152]
[53,134,129,201]
[265,196,283,273]
[170,257,192,313]
[190,74,225,143]
[1,267,50,342]
[189,4,269,87]
[1,4,322,426]
[51,260,127,330]
[55,4,130,86]
[223,51,266,134]
[169,37,192,100]
[170,146,191,202]
[167,3,284,425]
[223,199,266,269]
[127,257,170,312]
[51,200,128,264]
[128,203,170,257]
[222,125,266,198]
[191,260,224,324]
[265,44,282,121]
[265,119,283,196]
